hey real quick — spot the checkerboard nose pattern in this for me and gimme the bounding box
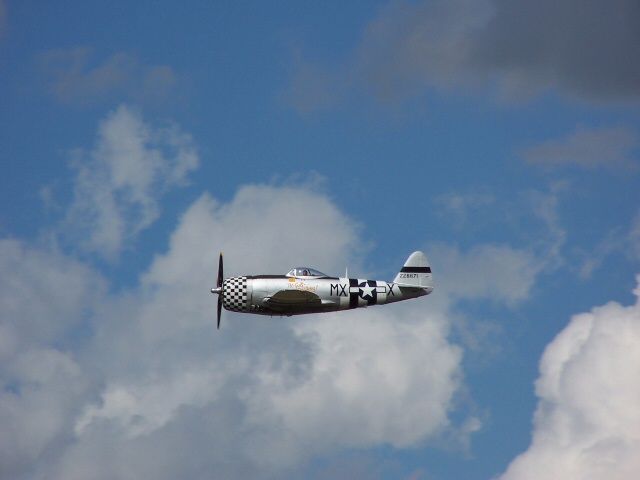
[222,276,249,312]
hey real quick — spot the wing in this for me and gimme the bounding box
[264,290,323,308]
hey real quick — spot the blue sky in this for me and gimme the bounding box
[1,1,640,479]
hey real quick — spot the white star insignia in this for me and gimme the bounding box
[359,283,375,299]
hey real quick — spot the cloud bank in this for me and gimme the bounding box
[2,102,483,477]
[0,183,469,479]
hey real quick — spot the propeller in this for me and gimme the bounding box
[210,252,224,329]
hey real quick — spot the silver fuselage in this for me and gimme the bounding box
[222,275,432,316]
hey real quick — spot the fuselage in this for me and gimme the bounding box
[222,274,432,316]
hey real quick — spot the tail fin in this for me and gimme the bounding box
[393,251,434,291]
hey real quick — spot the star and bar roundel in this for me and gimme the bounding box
[349,279,379,308]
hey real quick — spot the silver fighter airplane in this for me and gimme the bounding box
[211,251,434,328]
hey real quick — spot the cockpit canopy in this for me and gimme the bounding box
[286,267,328,278]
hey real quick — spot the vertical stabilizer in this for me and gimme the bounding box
[393,251,434,291]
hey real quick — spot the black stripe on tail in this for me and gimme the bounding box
[400,266,432,273]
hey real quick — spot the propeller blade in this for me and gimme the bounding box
[217,252,223,329]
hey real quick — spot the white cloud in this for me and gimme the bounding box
[0,239,105,358]
[78,186,462,467]
[429,241,547,308]
[0,348,94,480]
[61,104,199,260]
[268,308,462,453]
[0,240,104,479]
[498,276,640,480]
[144,184,363,283]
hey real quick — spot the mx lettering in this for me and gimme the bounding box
[330,283,348,297]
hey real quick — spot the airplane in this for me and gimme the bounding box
[210,251,434,328]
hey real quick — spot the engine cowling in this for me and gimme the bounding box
[222,276,251,312]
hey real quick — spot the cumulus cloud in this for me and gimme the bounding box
[271,309,462,451]
[0,240,104,479]
[143,183,366,283]
[60,104,199,260]
[0,239,105,358]
[522,126,639,170]
[285,0,640,110]
[498,276,640,480]
[70,186,464,474]
[1,180,477,479]
[430,243,542,307]
[38,48,180,106]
